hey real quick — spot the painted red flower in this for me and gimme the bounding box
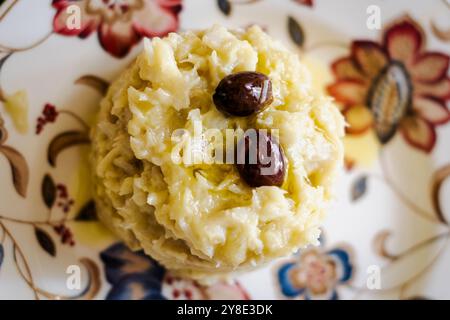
[328,17,450,153]
[52,0,182,58]
[295,0,313,7]
[36,103,59,134]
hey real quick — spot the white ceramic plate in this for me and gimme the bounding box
[0,0,449,300]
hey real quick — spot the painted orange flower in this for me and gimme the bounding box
[328,18,450,152]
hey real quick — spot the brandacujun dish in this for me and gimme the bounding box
[90,25,345,281]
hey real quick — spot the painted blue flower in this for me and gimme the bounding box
[277,244,353,300]
[100,242,166,300]
[100,242,251,300]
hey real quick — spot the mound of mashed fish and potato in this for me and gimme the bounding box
[90,25,344,281]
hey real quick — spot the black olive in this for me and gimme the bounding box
[213,71,273,117]
[236,130,286,187]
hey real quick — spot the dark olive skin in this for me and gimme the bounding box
[236,130,286,187]
[213,71,273,117]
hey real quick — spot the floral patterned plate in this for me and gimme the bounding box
[0,0,449,300]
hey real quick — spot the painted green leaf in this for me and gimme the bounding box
[0,145,29,197]
[0,52,11,72]
[431,164,450,224]
[217,0,231,16]
[288,16,304,47]
[351,175,367,201]
[48,130,90,167]
[0,244,4,268]
[75,200,97,221]
[42,174,56,209]
[35,227,56,257]
[75,75,109,95]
